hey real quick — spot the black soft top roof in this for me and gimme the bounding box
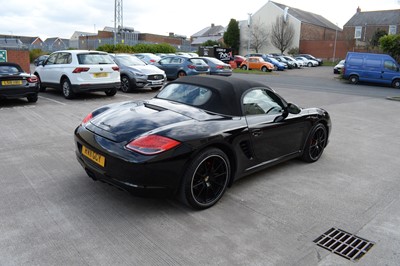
[166,75,271,116]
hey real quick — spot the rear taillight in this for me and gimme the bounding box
[216,65,224,69]
[73,67,90,73]
[149,59,156,63]
[81,112,93,125]
[188,65,196,69]
[27,76,38,83]
[112,66,120,71]
[125,135,181,155]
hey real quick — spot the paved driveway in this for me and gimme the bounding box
[1,66,399,265]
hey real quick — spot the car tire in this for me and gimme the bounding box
[307,62,312,67]
[120,75,133,92]
[392,79,400,89]
[27,93,38,103]
[35,74,46,92]
[177,71,186,79]
[301,123,327,163]
[261,66,267,72]
[61,78,74,99]
[105,88,117,96]
[241,65,247,70]
[180,148,230,209]
[349,75,359,85]
[151,86,162,91]
[273,65,278,71]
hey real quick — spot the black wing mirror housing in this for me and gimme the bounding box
[287,103,301,114]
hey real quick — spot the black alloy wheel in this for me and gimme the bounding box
[120,75,133,92]
[181,148,230,209]
[301,123,327,163]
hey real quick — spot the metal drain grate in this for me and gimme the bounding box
[314,227,375,261]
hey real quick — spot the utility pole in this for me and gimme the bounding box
[114,0,123,45]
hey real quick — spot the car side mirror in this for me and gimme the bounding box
[287,103,301,114]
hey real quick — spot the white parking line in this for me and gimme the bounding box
[38,96,67,105]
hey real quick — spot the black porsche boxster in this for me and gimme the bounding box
[75,75,331,209]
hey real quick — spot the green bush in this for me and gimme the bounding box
[97,43,176,54]
[29,49,46,63]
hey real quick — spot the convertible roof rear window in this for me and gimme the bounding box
[157,83,212,106]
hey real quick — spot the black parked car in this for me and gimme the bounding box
[0,62,39,102]
[75,76,331,209]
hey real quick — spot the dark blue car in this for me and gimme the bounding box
[155,55,210,80]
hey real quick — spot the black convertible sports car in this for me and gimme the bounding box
[75,76,331,209]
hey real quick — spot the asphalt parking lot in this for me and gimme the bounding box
[1,66,400,265]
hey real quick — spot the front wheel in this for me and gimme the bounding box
[307,62,313,67]
[120,75,133,92]
[261,66,267,72]
[301,123,327,163]
[61,78,74,99]
[180,148,230,209]
[241,65,247,70]
[105,88,117,96]
[35,74,46,92]
[392,79,400,89]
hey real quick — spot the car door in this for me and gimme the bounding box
[39,52,59,84]
[157,57,176,78]
[243,88,309,164]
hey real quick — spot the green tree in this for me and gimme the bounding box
[201,40,221,47]
[370,29,387,47]
[223,19,240,54]
[379,34,400,61]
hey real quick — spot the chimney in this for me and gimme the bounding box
[211,23,215,28]
[357,6,361,13]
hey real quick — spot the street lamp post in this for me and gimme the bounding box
[247,13,252,71]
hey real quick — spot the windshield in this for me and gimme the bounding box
[115,55,146,66]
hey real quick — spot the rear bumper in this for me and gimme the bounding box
[0,86,38,99]
[70,82,121,93]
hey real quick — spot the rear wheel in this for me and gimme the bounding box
[120,75,133,92]
[180,148,230,209]
[27,93,38,103]
[105,88,117,96]
[392,79,400,89]
[349,75,359,85]
[261,66,267,72]
[301,123,327,163]
[307,62,313,67]
[61,78,74,99]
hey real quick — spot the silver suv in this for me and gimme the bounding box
[34,50,120,99]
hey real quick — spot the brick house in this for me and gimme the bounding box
[343,7,400,51]
[239,1,346,60]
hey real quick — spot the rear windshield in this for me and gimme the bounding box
[190,58,208,66]
[77,53,115,65]
[156,83,212,106]
[0,65,21,74]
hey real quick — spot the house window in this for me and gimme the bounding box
[389,25,397,35]
[355,26,362,39]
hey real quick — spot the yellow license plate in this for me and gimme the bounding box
[93,72,108,78]
[2,80,23,86]
[82,145,105,167]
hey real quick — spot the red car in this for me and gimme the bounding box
[233,55,246,68]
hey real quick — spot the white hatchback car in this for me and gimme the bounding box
[34,50,120,99]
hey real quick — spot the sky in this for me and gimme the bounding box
[1,0,400,40]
